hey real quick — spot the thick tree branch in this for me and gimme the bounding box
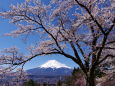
[106,41,115,45]
[76,43,85,58]
[60,51,87,74]
[13,52,60,65]
[70,42,82,62]
[96,46,115,50]
[69,42,88,74]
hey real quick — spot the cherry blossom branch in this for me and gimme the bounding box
[60,51,87,74]
[37,15,64,52]
[13,51,60,65]
[96,47,115,50]
[75,0,106,35]
[97,54,115,65]
[106,18,115,35]
[76,43,85,58]
[94,35,108,66]
[106,41,115,45]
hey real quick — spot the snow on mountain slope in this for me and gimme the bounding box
[39,60,71,69]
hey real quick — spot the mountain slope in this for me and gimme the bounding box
[27,60,72,76]
[27,67,72,76]
[26,60,73,83]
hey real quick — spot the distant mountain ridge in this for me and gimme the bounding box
[27,60,72,76]
[27,67,72,76]
[26,60,73,83]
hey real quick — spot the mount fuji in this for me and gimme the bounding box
[26,60,73,83]
[27,60,72,76]
[39,60,71,69]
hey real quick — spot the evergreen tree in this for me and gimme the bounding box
[24,79,37,86]
[65,68,85,86]
[57,80,62,86]
[43,82,47,86]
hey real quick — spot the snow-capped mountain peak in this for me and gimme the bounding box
[39,60,71,69]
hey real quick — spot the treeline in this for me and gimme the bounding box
[23,68,84,86]
[24,68,106,86]
[23,79,63,86]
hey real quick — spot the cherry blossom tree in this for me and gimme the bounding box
[0,0,114,86]
[0,47,28,86]
[0,67,27,86]
[10,68,28,86]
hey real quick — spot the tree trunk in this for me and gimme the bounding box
[86,70,95,86]
[86,76,95,86]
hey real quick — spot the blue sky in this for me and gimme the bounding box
[0,0,77,70]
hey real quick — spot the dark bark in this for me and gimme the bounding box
[86,73,95,86]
